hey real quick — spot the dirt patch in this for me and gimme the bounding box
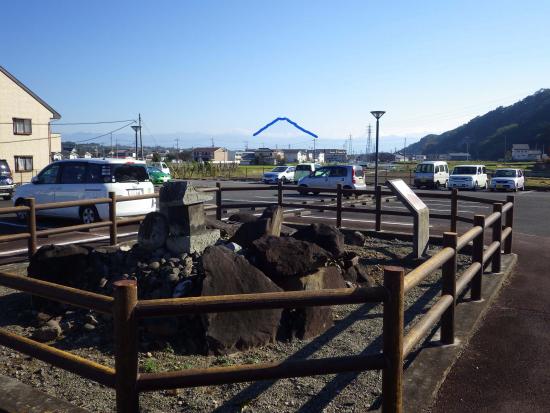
[0,237,470,412]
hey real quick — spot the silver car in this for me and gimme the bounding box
[297,165,366,194]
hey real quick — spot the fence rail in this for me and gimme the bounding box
[0,182,515,412]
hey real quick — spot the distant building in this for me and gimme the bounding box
[281,149,308,163]
[0,65,61,182]
[448,152,471,161]
[234,150,255,165]
[321,149,347,163]
[254,148,282,165]
[192,147,229,163]
[512,144,541,161]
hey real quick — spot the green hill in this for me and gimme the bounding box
[406,89,550,159]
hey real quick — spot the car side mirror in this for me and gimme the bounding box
[31,176,40,184]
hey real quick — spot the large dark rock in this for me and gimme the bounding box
[344,230,366,246]
[293,223,345,258]
[227,212,258,223]
[205,215,241,238]
[229,219,270,249]
[200,246,283,354]
[250,236,331,283]
[28,244,90,288]
[278,266,346,340]
[138,212,169,251]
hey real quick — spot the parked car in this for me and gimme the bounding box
[448,164,488,190]
[297,165,366,194]
[489,168,525,192]
[149,161,170,175]
[147,166,172,185]
[0,159,15,200]
[294,163,322,182]
[262,166,295,184]
[414,161,449,189]
[13,159,156,224]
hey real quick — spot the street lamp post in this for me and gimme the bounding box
[370,111,386,188]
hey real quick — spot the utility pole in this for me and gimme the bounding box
[110,133,113,157]
[139,113,143,160]
[211,137,215,148]
[313,138,316,162]
[175,138,179,153]
[348,133,353,156]
[366,124,372,156]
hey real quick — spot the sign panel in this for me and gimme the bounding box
[387,179,430,258]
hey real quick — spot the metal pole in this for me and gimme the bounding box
[441,232,458,345]
[113,280,139,413]
[375,118,380,188]
[382,266,404,413]
[375,185,382,231]
[139,114,143,160]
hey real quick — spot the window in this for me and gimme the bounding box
[312,167,329,177]
[415,164,434,173]
[60,163,87,184]
[14,156,33,172]
[329,167,348,177]
[37,164,60,184]
[113,164,149,182]
[86,163,106,183]
[13,118,32,135]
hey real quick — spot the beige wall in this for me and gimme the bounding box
[213,149,228,162]
[0,71,58,183]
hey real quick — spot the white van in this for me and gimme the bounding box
[150,161,170,175]
[448,164,488,190]
[14,159,156,223]
[297,165,366,194]
[414,161,449,189]
[294,163,322,182]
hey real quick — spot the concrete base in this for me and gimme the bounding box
[370,253,517,412]
[166,229,220,255]
[0,374,89,412]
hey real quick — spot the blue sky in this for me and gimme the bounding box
[2,0,549,151]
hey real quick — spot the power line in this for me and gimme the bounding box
[72,121,136,143]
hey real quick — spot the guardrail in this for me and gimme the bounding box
[0,182,515,412]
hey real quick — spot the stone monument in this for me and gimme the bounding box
[387,179,429,258]
[158,181,220,254]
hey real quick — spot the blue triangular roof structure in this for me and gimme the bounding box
[252,117,318,138]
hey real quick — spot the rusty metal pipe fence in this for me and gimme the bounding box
[0,183,515,412]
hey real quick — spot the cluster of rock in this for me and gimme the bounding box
[26,181,373,355]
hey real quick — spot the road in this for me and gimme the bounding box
[0,180,545,264]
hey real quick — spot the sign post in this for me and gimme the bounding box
[387,179,429,258]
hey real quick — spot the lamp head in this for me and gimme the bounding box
[131,125,140,132]
[370,111,386,120]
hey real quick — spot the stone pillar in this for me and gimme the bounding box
[159,181,220,254]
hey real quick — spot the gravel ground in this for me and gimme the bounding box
[0,237,470,412]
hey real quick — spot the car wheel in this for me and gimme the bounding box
[472,181,478,191]
[15,199,28,222]
[434,181,440,190]
[484,181,488,190]
[80,206,99,225]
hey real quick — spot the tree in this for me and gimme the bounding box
[152,152,161,162]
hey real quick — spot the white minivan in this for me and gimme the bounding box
[448,164,488,190]
[414,161,449,189]
[14,159,156,224]
[297,165,366,194]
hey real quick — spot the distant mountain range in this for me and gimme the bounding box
[405,89,550,160]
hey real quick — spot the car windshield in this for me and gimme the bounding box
[271,167,287,172]
[453,166,477,175]
[415,164,434,173]
[494,170,517,177]
[0,161,10,177]
[296,164,312,171]
[113,164,149,182]
[147,167,162,173]
[312,167,329,177]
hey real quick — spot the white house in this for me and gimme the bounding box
[0,65,61,183]
[512,144,541,161]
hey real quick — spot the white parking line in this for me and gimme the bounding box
[0,231,138,257]
[383,205,481,214]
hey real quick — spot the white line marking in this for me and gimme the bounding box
[0,231,138,257]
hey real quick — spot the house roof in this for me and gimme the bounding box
[0,65,61,120]
[193,147,223,152]
[512,144,529,150]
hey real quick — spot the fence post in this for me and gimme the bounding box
[471,215,485,301]
[336,184,342,228]
[441,232,458,345]
[492,203,503,273]
[25,197,37,259]
[382,266,404,413]
[215,182,222,221]
[450,188,458,232]
[109,192,117,246]
[504,195,514,254]
[113,280,139,413]
[277,180,283,206]
[375,185,382,232]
